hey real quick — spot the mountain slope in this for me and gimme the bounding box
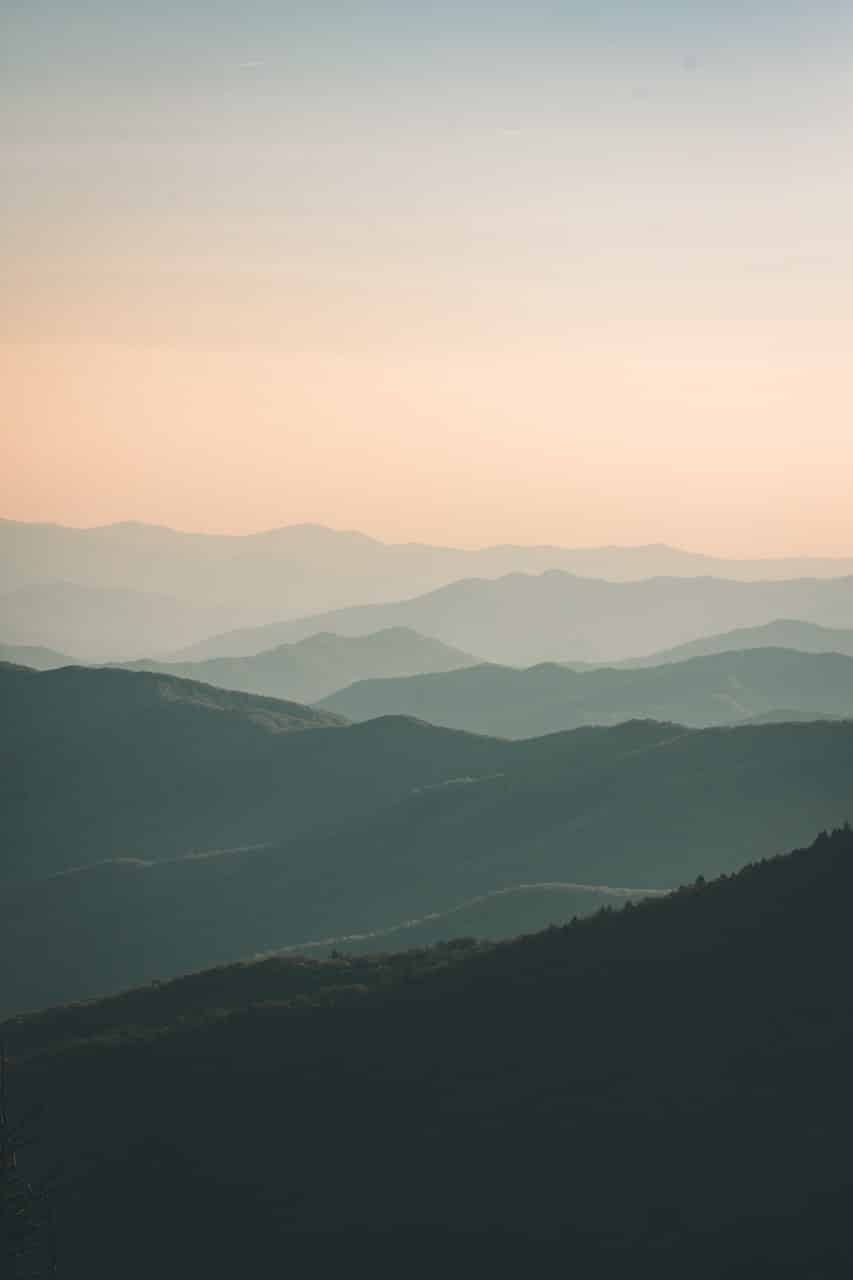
[118,627,477,703]
[0,641,74,669]
[6,826,853,1275]
[4,717,853,1014]
[0,664,526,882]
[320,647,853,736]
[624,617,853,665]
[267,881,663,954]
[184,570,853,664]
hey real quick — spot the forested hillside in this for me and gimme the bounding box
[5,826,853,1275]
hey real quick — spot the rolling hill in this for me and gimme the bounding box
[5,825,853,1274]
[319,647,853,737]
[0,663,525,882]
[4,712,853,1015]
[623,618,853,665]
[182,570,853,664]
[116,627,477,703]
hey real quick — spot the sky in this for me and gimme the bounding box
[2,1,852,553]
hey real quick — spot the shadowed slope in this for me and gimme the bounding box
[5,826,853,1274]
[0,664,522,881]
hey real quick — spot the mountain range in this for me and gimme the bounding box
[0,662,528,884]
[6,824,853,1273]
[186,570,853,664]
[4,519,850,665]
[7,619,853,709]
[319,647,853,737]
[6,517,853,660]
[4,661,853,1014]
[116,627,476,704]
[619,617,853,665]
[0,581,237,659]
[7,517,853,1274]
[5,517,853,608]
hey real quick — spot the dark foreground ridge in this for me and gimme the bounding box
[4,825,853,1275]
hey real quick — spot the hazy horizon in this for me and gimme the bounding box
[3,2,853,553]
[5,513,853,561]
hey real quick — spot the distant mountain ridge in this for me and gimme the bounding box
[4,515,853,621]
[620,618,853,665]
[116,627,477,704]
[0,581,240,659]
[187,570,853,664]
[319,647,853,737]
[0,641,74,668]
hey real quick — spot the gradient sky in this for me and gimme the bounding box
[2,2,852,552]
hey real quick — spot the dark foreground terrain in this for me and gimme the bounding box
[4,826,853,1276]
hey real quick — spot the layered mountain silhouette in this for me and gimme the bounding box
[188,570,853,664]
[622,617,853,665]
[6,517,853,619]
[8,516,853,661]
[4,693,853,1013]
[320,647,853,737]
[0,581,238,659]
[116,627,477,704]
[6,826,853,1273]
[0,641,73,668]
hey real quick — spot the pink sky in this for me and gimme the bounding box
[3,333,851,555]
[3,4,852,555]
